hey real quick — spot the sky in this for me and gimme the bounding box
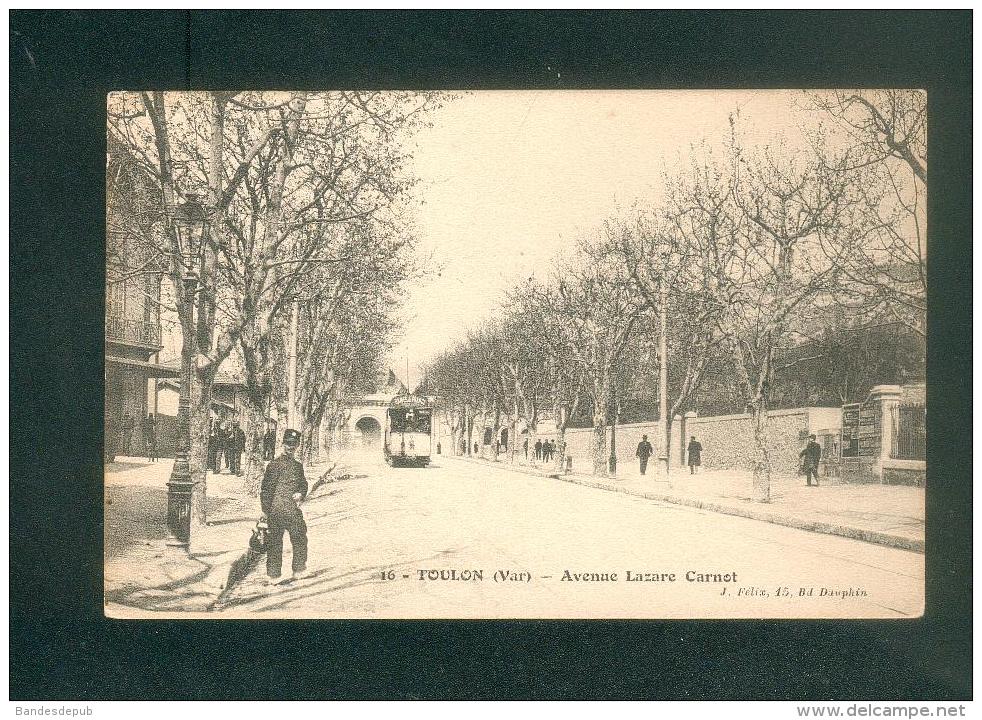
[387,90,815,388]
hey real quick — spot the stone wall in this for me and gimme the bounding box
[548,422,667,474]
[686,409,815,475]
[881,458,926,487]
[534,407,841,476]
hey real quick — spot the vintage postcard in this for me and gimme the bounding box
[104,89,925,619]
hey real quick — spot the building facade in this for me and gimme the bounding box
[105,233,176,459]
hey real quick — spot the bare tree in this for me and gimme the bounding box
[703,138,862,501]
[610,205,727,466]
[806,90,927,336]
[508,279,586,471]
[527,241,646,476]
[110,91,441,517]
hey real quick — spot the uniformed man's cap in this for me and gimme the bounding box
[282,429,301,446]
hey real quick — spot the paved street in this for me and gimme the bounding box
[216,452,923,619]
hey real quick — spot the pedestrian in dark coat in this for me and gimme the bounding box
[799,434,822,486]
[636,434,654,475]
[142,414,157,462]
[260,429,309,584]
[687,436,703,474]
[534,439,543,461]
[262,428,276,461]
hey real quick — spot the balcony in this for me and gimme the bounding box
[106,314,161,349]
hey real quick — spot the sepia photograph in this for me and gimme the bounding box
[104,88,927,620]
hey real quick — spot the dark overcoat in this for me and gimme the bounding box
[687,441,703,466]
[800,441,822,471]
[260,454,308,518]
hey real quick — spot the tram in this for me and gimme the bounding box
[383,393,433,467]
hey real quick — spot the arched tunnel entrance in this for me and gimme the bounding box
[355,416,382,449]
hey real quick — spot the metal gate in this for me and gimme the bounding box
[892,403,926,460]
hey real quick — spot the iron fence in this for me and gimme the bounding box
[891,402,926,460]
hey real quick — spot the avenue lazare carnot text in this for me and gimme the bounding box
[377,569,741,583]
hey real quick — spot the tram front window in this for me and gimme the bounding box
[389,409,432,434]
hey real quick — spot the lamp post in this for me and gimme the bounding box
[166,192,208,548]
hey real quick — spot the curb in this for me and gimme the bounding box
[448,455,924,554]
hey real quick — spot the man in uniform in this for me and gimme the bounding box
[260,429,310,585]
[636,434,654,475]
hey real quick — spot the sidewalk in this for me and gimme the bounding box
[104,456,337,615]
[452,454,924,552]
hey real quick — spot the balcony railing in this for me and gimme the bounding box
[106,315,161,348]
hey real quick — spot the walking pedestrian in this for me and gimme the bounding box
[261,429,310,585]
[799,434,822,487]
[636,434,654,475]
[523,437,529,459]
[141,413,157,462]
[534,439,543,461]
[687,436,703,474]
[262,426,276,461]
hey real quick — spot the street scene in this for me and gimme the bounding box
[105,90,926,618]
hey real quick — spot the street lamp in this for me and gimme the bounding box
[166,191,209,548]
[172,192,208,293]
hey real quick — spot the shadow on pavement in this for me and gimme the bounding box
[104,484,169,561]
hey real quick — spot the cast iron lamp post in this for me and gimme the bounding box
[166,193,208,548]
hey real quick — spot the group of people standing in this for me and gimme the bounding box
[530,438,557,463]
[208,420,247,475]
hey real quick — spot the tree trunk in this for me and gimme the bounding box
[242,396,268,496]
[491,407,502,461]
[301,405,325,465]
[748,401,771,502]
[664,414,673,468]
[301,423,317,465]
[592,397,609,477]
[509,408,518,464]
[189,364,212,527]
